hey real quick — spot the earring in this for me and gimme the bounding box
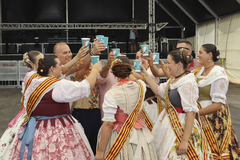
[52,71,55,78]
[208,57,211,63]
[178,66,180,73]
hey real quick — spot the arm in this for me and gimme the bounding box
[62,46,89,75]
[177,111,196,155]
[199,102,222,116]
[85,61,102,89]
[100,51,115,78]
[95,121,113,160]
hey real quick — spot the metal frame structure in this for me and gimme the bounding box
[0,23,148,30]
[149,0,155,52]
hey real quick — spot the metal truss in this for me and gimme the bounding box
[156,22,168,31]
[0,23,148,30]
[149,0,155,52]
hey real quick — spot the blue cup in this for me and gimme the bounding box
[81,38,90,47]
[134,60,142,72]
[141,45,149,56]
[152,53,159,64]
[98,37,108,48]
[112,48,120,57]
[91,55,100,65]
[96,35,104,40]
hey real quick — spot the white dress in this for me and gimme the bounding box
[152,73,205,160]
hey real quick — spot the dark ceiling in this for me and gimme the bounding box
[1,0,240,42]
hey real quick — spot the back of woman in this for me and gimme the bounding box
[95,59,157,160]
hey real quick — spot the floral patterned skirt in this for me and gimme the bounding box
[8,116,93,160]
[167,119,213,160]
[96,126,157,160]
[0,111,26,160]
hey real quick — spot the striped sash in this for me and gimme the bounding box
[197,102,231,160]
[157,95,163,114]
[164,78,200,160]
[104,81,144,160]
[24,77,60,122]
[20,73,39,111]
[140,108,153,131]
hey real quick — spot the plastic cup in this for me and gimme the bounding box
[91,55,100,65]
[96,35,104,41]
[152,53,159,64]
[112,48,120,57]
[141,45,149,56]
[81,38,90,47]
[98,37,108,48]
[134,60,142,72]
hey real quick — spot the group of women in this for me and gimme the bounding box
[0,42,239,160]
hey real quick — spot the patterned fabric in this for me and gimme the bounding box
[0,112,27,160]
[9,117,92,160]
[88,81,99,109]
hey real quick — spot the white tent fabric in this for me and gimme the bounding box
[192,13,240,84]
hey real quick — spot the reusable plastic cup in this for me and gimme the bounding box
[112,48,120,57]
[96,35,104,40]
[152,53,159,64]
[81,38,90,47]
[141,45,149,56]
[134,60,142,72]
[91,55,100,65]
[98,37,108,48]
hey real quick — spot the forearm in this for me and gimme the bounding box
[162,67,171,79]
[85,69,98,89]
[144,75,160,96]
[98,122,113,152]
[150,65,163,77]
[132,71,143,79]
[74,69,87,82]
[199,102,222,116]
[66,54,91,76]
[182,112,195,142]
[61,56,79,75]
[100,65,110,78]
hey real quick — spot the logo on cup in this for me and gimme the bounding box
[84,41,89,46]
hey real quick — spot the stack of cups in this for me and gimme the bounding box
[112,48,120,57]
[141,45,149,56]
[81,38,90,47]
[152,53,159,64]
[96,35,108,48]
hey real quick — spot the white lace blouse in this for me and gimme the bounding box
[24,77,90,109]
[157,73,199,113]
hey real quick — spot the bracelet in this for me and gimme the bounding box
[106,63,111,69]
[92,68,99,74]
[75,56,83,64]
[143,73,149,79]
[148,60,153,67]
[161,64,166,69]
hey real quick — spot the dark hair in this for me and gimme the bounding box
[37,55,58,76]
[112,62,132,79]
[23,50,41,68]
[201,44,220,62]
[177,40,192,50]
[117,55,131,65]
[168,48,193,69]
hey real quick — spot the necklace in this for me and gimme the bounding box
[175,71,186,79]
[205,64,215,70]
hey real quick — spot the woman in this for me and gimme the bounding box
[140,48,209,160]
[9,55,102,160]
[193,44,240,159]
[95,59,157,160]
[134,50,170,127]
[0,51,43,160]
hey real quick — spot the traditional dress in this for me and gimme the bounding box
[193,65,240,159]
[142,68,161,125]
[9,77,94,160]
[96,79,157,160]
[152,73,208,160]
[0,70,38,160]
[72,79,101,154]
